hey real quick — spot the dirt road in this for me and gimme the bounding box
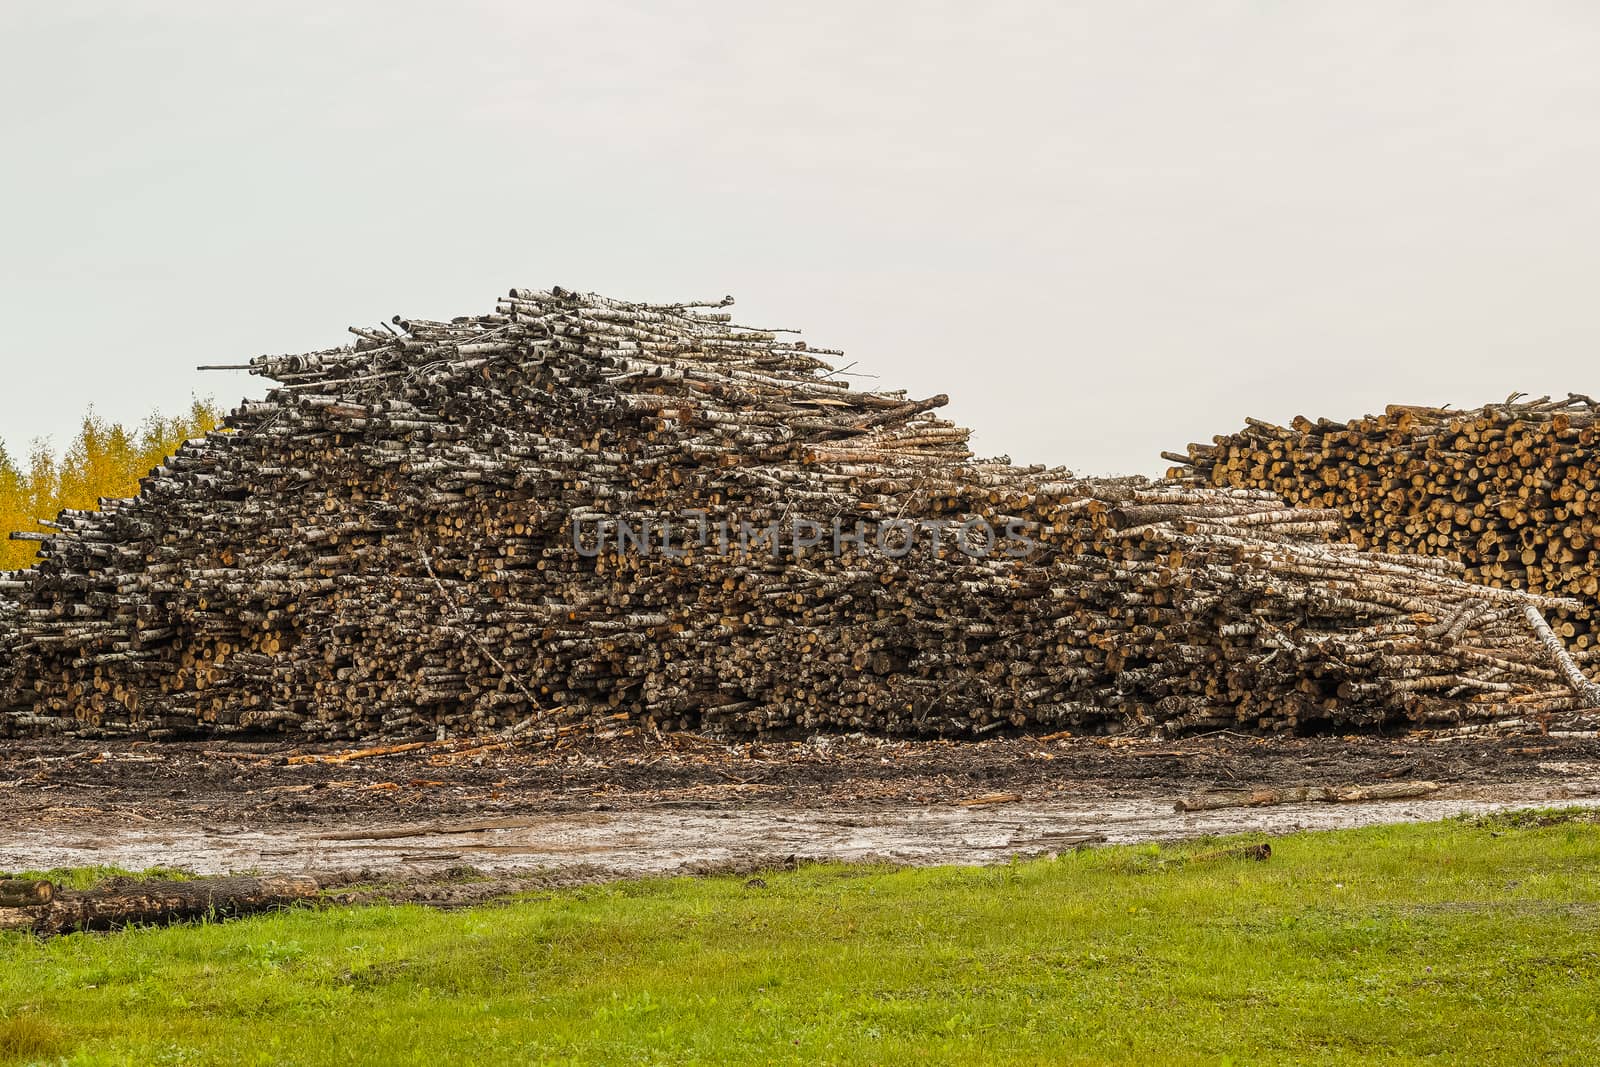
[4,732,1598,882]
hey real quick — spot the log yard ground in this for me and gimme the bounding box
[3,735,1600,1065]
[3,731,1597,892]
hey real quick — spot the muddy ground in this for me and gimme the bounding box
[4,730,1600,900]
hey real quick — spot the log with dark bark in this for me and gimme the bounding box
[0,878,53,907]
[0,874,320,935]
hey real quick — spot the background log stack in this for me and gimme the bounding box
[1,293,1596,741]
[0,596,15,690]
[1164,395,1600,657]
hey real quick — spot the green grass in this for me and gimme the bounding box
[3,814,1600,1065]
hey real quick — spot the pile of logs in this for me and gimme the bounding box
[2,292,1597,740]
[1165,395,1600,654]
[0,596,15,672]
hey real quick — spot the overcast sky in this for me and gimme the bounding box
[3,2,1598,475]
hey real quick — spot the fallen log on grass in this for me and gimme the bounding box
[0,874,320,936]
[1174,780,1440,812]
[0,878,54,907]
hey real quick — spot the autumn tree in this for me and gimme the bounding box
[0,401,222,570]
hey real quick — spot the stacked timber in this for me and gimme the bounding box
[1165,395,1600,653]
[1,292,1597,740]
[0,596,15,679]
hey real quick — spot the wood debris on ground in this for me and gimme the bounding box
[1173,780,1441,812]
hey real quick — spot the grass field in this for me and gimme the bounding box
[3,811,1598,1065]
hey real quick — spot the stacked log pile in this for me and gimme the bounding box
[1,292,1597,741]
[0,596,15,669]
[1165,396,1600,655]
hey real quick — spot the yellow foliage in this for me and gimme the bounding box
[0,400,222,571]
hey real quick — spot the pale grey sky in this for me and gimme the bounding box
[2,2,1597,474]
